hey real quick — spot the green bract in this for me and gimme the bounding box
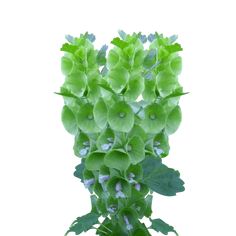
[58,31,186,236]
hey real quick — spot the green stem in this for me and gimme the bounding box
[99,222,112,233]
[92,226,108,235]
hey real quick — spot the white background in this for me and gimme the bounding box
[0,0,236,235]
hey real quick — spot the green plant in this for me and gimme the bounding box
[58,31,186,236]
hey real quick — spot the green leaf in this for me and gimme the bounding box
[166,43,183,53]
[164,87,189,99]
[142,156,185,196]
[93,98,108,129]
[61,43,78,53]
[108,67,129,93]
[104,149,131,171]
[141,103,167,134]
[74,162,85,181]
[150,218,178,236]
[61,105,78,135]
[65,212,99,235]
[90,195,99,214]
[166,106,182,135]
[85,152,105,170]
[144,195,153,217]
[97,45,108,66]
[108,101,134,132]
[126,136,145,164]
[76,103,101,133]
[111,37,129,49]
[133,223,151,236]
[61,56,74,75]
[156,71,178,98]
[62,72,87,98]
[124,74,144,102]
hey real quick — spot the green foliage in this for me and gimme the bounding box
[58,31,186,236]
[150,218,179,236]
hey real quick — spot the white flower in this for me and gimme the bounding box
[135,183,141,191]
[115,191,126,199]
[98,174,110,184]
[101,143,112,151]
[124,216,133,231]
[115,182,122,192]
[83,178,95,188]
[79,148,88,156]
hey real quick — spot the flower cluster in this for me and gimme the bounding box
[59,31,185,236]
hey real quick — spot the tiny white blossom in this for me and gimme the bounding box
[84,178,95,188]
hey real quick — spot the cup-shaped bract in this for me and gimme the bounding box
[73,131,91,158]
[62,72,87,98]
[104,149,131,171]
[85,151,105,171]
[76,103,101,133]
[108,101,134,132]
[93,97,108,129]
[141,103,167,134]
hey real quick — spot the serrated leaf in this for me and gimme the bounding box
[150,218,178,236]
[108,101,134,132]
[166,106,182,135]
[104,150,131,171]
[65,212,99,235]
[74,162,85,181]
[61,105,78,135]
[142,156,185,196]
[141,103,167,134]
[166,43,183,53]
[85,152,105,170]
[93,97,108,129]
[111,37,129,49]
[61,43,78,53]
